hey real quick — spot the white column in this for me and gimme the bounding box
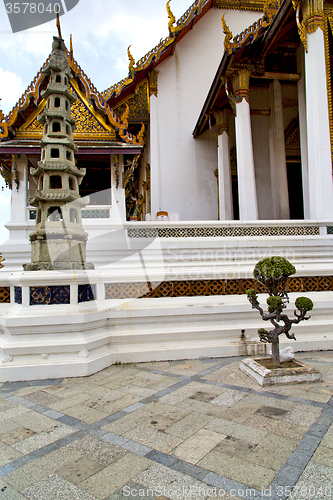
[215,110,233,220]
[269,80,290,220]
[149,94,161,215]
[11,154,28,222]
[297,48,310,219]
[111,154,126,223]
[233,70,258,220]
[304,23,333,219]
[6,154,29,241]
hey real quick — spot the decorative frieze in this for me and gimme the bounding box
[105,275,333,299]
[127,225,320,238]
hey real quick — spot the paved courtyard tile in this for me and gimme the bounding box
[0,351,332,499]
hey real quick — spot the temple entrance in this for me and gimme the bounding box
[286,161,304,219]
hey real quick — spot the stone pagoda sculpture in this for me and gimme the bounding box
[24,30,94,271]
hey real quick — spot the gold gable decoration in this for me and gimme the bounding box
[70,88,108,134]
[114,81,150,123]
[25,117,44,133]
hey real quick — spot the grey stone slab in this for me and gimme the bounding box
[0,464,15,477]
[102,432,129,446]
[145,450,179,467]
[88,429,108,439]
[296,434,322,455]
[4,396,26,405]
[203,471,260,498]
[270,465,304,490]
[307,423,330,439]
[42,410,64,420]
[0,379,63,391]
[21,473,98,500]
[57,415,89,430]
[171,460,208,481]
[139,396,160,404]
[89,411,127,429]
[123,402,146,413]
[28,403,49,414]
[315,409,333,426]
[122,440,152,456]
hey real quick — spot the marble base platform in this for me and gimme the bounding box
[239,357,323,385]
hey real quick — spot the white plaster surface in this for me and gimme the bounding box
[150,8,261,221]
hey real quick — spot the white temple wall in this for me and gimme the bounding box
[150,8,262,221]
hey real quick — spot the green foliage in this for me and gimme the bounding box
[246,288,257,300]
[295,296,313,313]
[254,256,296,282]
[267,296,283,313]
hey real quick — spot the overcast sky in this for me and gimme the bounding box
[0,0,192,244]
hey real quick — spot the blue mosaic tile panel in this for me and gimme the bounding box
[30,286,70,305]
[14,287,22,304]
[78,284,96,303]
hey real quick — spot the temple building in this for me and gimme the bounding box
[0,0,333,380]
[1,0,333,268]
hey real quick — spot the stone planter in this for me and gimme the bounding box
[239,357,322,386]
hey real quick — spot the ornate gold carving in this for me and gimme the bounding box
[232,69,251,103]
[0,105,8,139]
[293,0,308,51]
[71,94,106,134]
[293,0,324,52]
[148,70,159,97]
[0,254,4,270]
[222,14,233,54]
[127,46,135,78]
[137,123,145,145]
[114,81,150,123]
[214,109,231,135]
[324,14,333,160]
[0,161,11,188]
[214,0,265,11]
[167,0,176,35]
[222,5,276,55]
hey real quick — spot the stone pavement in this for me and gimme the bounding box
[0,352,332,500]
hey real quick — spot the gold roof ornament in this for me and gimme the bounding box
[221,14,233,52]
[167,0,177,35]
[70,34,73,58]
[0,254,4,270]
[0,100,8,139]
[56,11,62,39]
[127,45,135,78]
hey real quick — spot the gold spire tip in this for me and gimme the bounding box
[56,12,62,39]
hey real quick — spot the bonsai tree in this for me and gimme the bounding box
[246,256,313,365]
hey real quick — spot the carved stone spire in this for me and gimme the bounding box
[23,34,94,270]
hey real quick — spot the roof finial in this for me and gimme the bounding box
[70,34,73,58]
[56,11,62,39]
[166,0,176,35]
[127,46,135,78]
[221,14,233,53]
